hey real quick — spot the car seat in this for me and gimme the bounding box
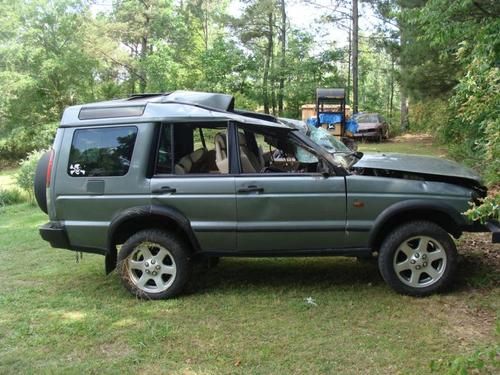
[215,132,229,173]
[175,148,207,174]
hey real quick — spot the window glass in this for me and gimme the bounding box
[161,123,229,175]
[237,127,320,174]
[155,124,173,174]
[68,126,137,177]
[354,114,378,123]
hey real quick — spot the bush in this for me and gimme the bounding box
[430,345,499,374]
[0,122,57,161]
[464,194,500,224]
[16,149,46,204]
[0,188,25,207]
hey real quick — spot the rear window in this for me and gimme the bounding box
[68,126,138,177]
[355,114,379,123]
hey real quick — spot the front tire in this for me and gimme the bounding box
[378,221,458,296]
[117,229,192,299]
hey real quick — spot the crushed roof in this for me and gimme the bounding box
[59,91,290,130]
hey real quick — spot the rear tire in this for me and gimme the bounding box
[378,221,457,296]
[34,151,51,214]
[117,229,192,299]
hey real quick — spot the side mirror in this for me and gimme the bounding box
[318,159,331,177]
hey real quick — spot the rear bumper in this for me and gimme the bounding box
[40,222,70,249]
[39,222,106,255]
[353,131,380,139]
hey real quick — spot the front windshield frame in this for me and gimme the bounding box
[306,125,357,168]
[289,130,349,176]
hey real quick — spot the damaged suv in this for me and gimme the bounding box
[35,91,499,299]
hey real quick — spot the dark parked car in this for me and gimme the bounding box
[352,113,389,142]
[35,91,498,300]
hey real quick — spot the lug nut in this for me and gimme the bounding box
[145,270,150,274]
[415,265,421,270]
[414,253,420,258]
[155,265,161,270]
[145,262,149,267]
[422,254,427,260]
[423,262,428,267]
[151,260,156,265]
[410,260,416,264]
[152,271,157,276]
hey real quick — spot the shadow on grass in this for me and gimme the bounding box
[189,257,384,294]
[455,254,500,290]
[32,251,498,301]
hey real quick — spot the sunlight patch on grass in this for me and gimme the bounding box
[0,168,17,189]
[61,311,87,322]
[112,318,138,328]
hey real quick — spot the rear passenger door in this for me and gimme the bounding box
[55,124,151,251]
[150,122,237,252]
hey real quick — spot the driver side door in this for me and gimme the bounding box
[234,125,347,253]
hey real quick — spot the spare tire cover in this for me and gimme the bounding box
[34,151,50,214]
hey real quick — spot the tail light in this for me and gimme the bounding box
[46,149,54,188]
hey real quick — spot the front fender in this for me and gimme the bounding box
[369,199,466,248]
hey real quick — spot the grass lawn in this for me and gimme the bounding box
[358,134,448,158]
[0,168,17,190]
[0,136,498,373]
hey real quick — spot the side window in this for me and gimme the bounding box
[68,126,137,177]
[236,127,319,174]
[155,123,229,175]
[155,124,173,174]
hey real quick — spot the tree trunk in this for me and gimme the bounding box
[399,26,409,130]
[263,11,273,114]
[400,94,409,131]
[278,0,286,115]
[139,35,148,92]
[352,0,359,114]
[389,57,395,121]
[346,28,351,105]
[203,0,209,50]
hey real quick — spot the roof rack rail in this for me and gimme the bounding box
[127,92,170,100]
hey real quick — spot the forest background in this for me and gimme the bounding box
[0,0,498,184]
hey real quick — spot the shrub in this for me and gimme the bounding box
[430,345,499,374]
[0,188,25,207]
[464,194,500,224]
[0,122,57,161]
[16,149,46,204]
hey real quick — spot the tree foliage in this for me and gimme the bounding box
[0,0,498,187]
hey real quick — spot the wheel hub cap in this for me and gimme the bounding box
[126,241,177,293]
[393,236,447,288]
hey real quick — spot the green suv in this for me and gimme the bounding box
[35,91,498,299]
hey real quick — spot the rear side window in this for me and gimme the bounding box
[68,126,138,177]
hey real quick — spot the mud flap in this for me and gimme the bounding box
[105,246,117,274]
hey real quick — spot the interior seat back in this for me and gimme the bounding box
[175,148,207,174]
[238,132,263,173]
[215,132,229,173]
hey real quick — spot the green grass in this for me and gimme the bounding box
[0,136,498,373]
[0,204,498,374]
[0,168,17,190]
[358,135,448,157]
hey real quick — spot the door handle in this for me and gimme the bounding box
[237,185,264,193]
[152,186,177,194]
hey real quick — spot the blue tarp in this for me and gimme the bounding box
[345,118,358,134]
[306,113,343,128]
[306,114,358,134]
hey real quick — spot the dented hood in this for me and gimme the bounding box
[353,153,482,183]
